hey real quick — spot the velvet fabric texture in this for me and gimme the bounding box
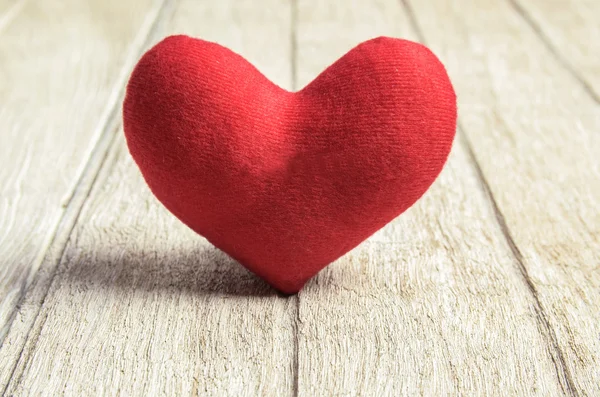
[123,35,457,294]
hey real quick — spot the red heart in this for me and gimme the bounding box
[123,35,456,294]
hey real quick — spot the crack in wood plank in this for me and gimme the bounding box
[292,295,300,397]
[290,2,301,396]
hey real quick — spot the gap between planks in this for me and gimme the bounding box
[290,2,301,397]
[0,0,175,392]
[290,0,298,92]
[400,0,578,395]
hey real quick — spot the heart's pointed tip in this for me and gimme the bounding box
[269,278,310,296]
[276,289,301,297]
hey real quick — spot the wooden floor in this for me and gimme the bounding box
[0,0,599,395]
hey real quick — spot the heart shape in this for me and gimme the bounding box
[123,35,456,294]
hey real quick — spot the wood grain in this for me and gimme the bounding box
[0,0,164,381]
[512,0,600,101]
[407,0,600,394]
[294,0,568,395]
[2,0,297,395]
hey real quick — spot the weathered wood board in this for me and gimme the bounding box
[295,0,577,395]
[407,0,600,394]
[515,0,600,100]
[0,0,165,387]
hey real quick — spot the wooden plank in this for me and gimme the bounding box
[407,0,600,394]
[2,1,296,395]
[511,0,600,101]
[295,0,568,395]
[0,0,165,381]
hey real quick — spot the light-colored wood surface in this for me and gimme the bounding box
[407,0,600,393]
[0,0,26,34]
[0,0,598,396]
[0,0,164,384]
[515,0,600,100]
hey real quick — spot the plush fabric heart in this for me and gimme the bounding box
[123,35,456,294]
